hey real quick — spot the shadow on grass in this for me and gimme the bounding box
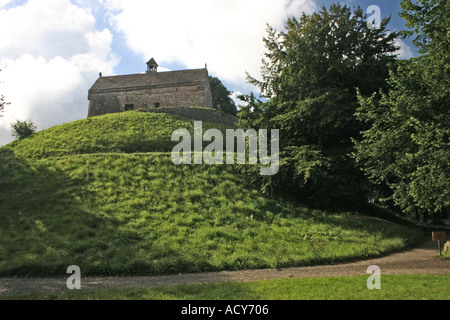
[0,149,119,277]
[0,150,215,277]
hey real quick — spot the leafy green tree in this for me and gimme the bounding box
[240,4,399,209]
[0,69,10,116]
[236,92,266,130]
[209,76,237,116]
[0,94,6,116]
[400,0,449,55]
[11,120,37,140]
[354,0,449,218]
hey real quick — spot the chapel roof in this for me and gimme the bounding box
[88,68,209,95]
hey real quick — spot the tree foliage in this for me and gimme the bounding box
[354,0,449,216]
[209,76,237,116]
[0,94,6,116]
[400,0,449,55]
[239,4,399,209]
[0,69,10,116]
[11,120,37,140]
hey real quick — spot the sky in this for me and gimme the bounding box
[0,0,418,146]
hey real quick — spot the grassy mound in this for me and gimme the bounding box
[0,111,423,276]
[5,111,231,159]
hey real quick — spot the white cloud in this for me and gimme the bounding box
[103,0,317,89]
[0,0,12,9]
[0,0,118,146]
[395,38,415,60]
[1,0,95,59]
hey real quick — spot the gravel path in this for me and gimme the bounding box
[1,235,449,297]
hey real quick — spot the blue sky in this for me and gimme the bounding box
[0,0,418,146]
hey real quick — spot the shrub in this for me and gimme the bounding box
[10,120,37,140]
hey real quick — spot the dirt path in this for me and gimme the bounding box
[1,236,449,297]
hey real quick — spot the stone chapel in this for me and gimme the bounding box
[87,58,213,117]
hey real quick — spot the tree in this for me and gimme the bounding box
[11,120,37,140]
[240,4,399,209]
[209,76,238,116]
[0,69,10,116]
[354,0,449,218]
[400,0,449,56]
[0,93,6,116]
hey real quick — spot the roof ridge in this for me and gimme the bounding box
[88,68,209,94]
[100,68,207,78]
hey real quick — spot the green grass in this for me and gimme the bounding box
[3,111,231,159]
[0,111,424,277]
[3,275,449,300]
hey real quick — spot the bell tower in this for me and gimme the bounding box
[146,58,158,73]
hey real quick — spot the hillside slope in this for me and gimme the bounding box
[5,110,233,160]
[0,111,423,276]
